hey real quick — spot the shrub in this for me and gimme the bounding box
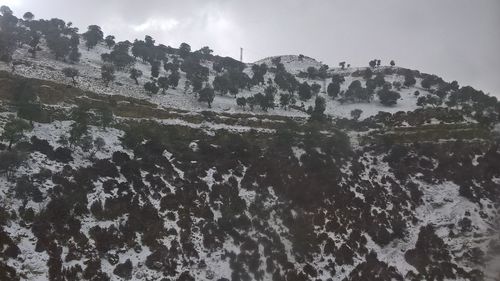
[350,109,362,121]
[144,81,159,95]
[2,117,31,149]
[198,86,215,108]
[62,67,79,85]
[101,64,115,87]
[298,82,312,101]
[377,88,401,106]
[0,150,27,180]
[53,147,73,163]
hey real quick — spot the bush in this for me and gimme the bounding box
[298,82,312,101]
[101,42,135,70]
[404,72,416,87]
[198,86,215,108]
[236,97,246,108]
[113,259,132,280]
[327,82,340,98]
[2,117,32,149]
[350,109,362,121]
[83,25,103,50]
[344,80,371,103]
[62,67,79,85]
[15,176,43,202]
[53,147,73,163]
[112,151,130,166]
[144,81,159,95]
[377,88,401,106]
[0,150,27,180]
[101,64,115,87]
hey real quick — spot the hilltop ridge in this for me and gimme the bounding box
[0,6,499,281]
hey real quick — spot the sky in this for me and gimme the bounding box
[2,0,500,96]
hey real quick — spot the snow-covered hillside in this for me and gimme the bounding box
[0,39,441,120]
[0,10,499,281]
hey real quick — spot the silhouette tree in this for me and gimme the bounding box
[251,63,268,85]
[129,68,143,85]
[69,106,90,147]
[178,42,191,58]
[198,86,215,107]
[2,117,31,149]
[311,83,321,96]
[404,72,416,87]
[101,41,134,69]
[23,12,34,21]
[46,33,71,60]
[101,64,115,87]
[280,93,292,109]
[144,81,159,95]
[96,106,113,129]
[150,60,160,78]
[62,67,79,85]
[12,81,43,125]
[197,46,213,58]
[369,60,377,68]
[327,82,340,98]
[157,77,169,94]
[104,35,115,49]
[344,80,371,102]
[27,31,41,58]
[236,97,247,108]
[83,25,103,50]
[377,86,401,106]
[310,96,326,121]
[168,71,180,89]
[298,82,312,101]
[0,5,13,15]
[350,109,362,121]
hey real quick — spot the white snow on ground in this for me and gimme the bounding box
[291,146,306,166]
[0,41,430,121]
[254,55,323,75]
[0,33,497,281]
[121,116,276,135]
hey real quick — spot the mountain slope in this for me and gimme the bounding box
[1,39,436,120]
[0,9,499,281]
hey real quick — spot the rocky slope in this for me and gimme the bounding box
[0,9,500,281]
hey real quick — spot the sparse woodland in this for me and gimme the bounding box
[0,6,499,281]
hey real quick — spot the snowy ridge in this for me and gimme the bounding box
[0,18,499,281]
[0,39,441,121]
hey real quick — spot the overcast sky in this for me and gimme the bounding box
[3,0,500,96]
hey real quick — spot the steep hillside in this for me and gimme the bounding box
[1,38,435,120]
[0,7,499,281]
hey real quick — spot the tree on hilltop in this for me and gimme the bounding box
[104,35,115,49]
[83,25,103,50]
